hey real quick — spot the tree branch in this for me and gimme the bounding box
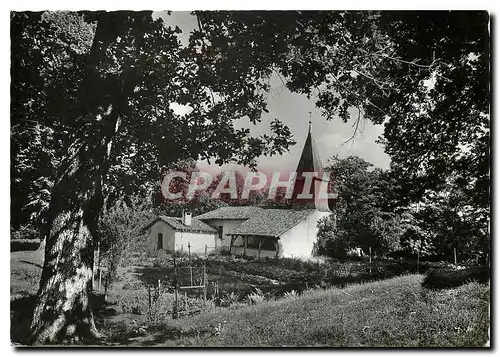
[377,54,442,69]
[329,73,388,117]
[340,105,363,146]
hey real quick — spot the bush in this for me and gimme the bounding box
[422,266,489,290]
[119,291,150,315]
[11,224,40,241]
[153,256,172,268]
[11,239,40,252]
[173,250,189,259]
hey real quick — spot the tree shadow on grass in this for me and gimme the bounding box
[10,294,37,345]
[11,292,122,346]
[134,265,174,286]
[19,260,43,269]
[139,325,213,347]
[422,266,490,290]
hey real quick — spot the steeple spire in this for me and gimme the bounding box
[295,121,322,176]
[291,116,333,213]
[308,111,312,133]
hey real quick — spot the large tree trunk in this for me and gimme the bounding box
[29,11,150,344]
[31,210,98,343]
[30,137,106,344]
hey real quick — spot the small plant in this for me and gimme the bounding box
[283,289,298,299]
[204,299,216,311]
[214,321,226,336]
[246,288,265,305]
[247,292,265,305]
[224,291,240,306]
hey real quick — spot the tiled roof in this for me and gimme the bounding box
[195,206,264,220]
[145,216,217,234]
[227,209,316,238]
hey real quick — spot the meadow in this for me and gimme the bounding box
[10,249,490,347]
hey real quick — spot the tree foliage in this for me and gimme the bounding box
[377,12,489,210]
[316,156,406,258]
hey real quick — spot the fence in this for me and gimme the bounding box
[145,243,217,320]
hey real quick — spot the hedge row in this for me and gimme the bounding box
[422,266,490,289]
[11,239,40,252]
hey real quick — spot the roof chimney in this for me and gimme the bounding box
[183,211,192,226]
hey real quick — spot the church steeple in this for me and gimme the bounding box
[295,121,323,177]
[291,120,333,212]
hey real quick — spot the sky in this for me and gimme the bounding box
[153,11,391,173]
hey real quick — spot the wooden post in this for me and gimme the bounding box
[148,286,152,314]
[91,243,96,292]
[369,246,372,275]
[417,248,420,274]
[205,244,208,257]
[104,275,109,303]
[203,255,207,303]
[273,239,279,259]
[174,286,178,319]
[173,255,178,319]
[454,247,457,265]
[258,238,263,259]
[97,240,101,292]
[416,201,420,274]
[188,242,193,286]
[98,269,102,293]
[243,236,247,256]
[229,236,234,254]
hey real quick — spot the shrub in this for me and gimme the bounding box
[422,266,489,290]
[98,198,155,293]
[153,256,172,268]
[119,292,150,315]
[173,250,189,259]
[279,257,307,271]
[11,224,40,242]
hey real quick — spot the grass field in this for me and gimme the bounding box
[10,250,42,298]
[11,250,490,347]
